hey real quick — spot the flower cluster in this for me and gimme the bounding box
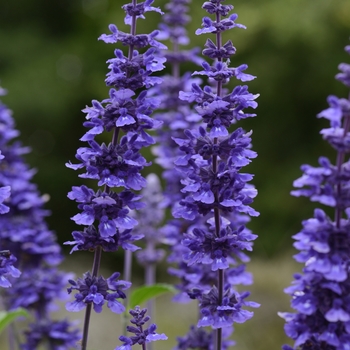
[114,306,167,350]
[67,272,130,313]
[280,44,350,349]
[0,88,79,348]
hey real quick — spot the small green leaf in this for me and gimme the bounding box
[129,283,176,309]
[0,308,29,333]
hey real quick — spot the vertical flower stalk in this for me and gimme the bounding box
[64,1,166,349]
[280,43,350,350]
[114,306,167,350]
[152,1,249,347]
[0,87,80,349]
[172,1,259,349]
[150,1,230,346]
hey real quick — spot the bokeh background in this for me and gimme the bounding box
[1,0,350,348]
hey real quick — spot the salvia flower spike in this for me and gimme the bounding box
[280,42,350,350]
[65,0,165,349]
[172,0,259,349]
[114,306,167,350]
[0,87,80,348]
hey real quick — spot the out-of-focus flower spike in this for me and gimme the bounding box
[281,40,350,350]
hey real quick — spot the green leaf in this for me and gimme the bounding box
[129,283,176,309]
[0,308,29,334]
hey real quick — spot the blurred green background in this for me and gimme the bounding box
[0,0,350,348]
[1,0,350,255]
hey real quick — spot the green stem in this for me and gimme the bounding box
[81,246,102,350]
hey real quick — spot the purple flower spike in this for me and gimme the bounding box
[158,2,259,347]
[281,40,350,349]
[114,306,167,350]
[65,1,167,348]
[0,86,80,346]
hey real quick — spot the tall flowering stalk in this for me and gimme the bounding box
[114,306,167,350]
[151,1,253,347]
[0,87,80,349]
[64,0,166,349]
[280,43,350,349]
[171,1,259,349]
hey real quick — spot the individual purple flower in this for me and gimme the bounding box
[67,271,131,314]
[0,251,20,288]
[122,0,163,25]
[317,95,350,128]
[114,306,167,350]
[195,13,246,35]
[281,41,350,349]
[99,24,166,50]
